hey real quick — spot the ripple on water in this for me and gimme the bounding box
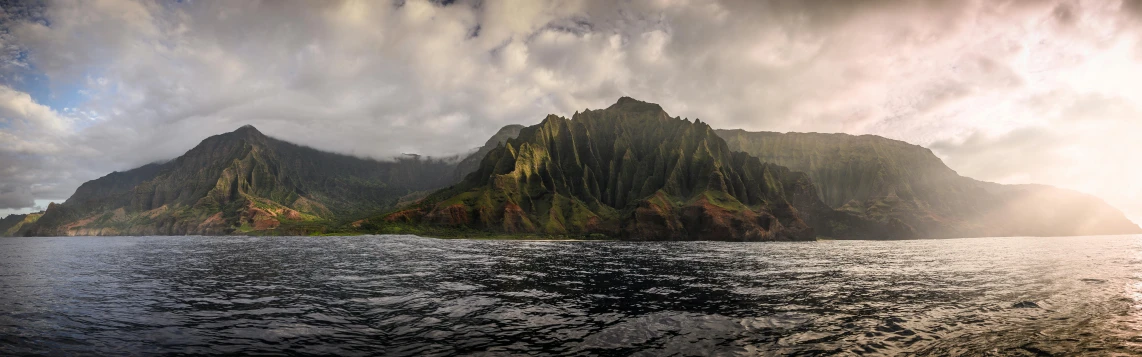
[1,235,1142,355]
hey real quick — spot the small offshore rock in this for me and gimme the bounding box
[1012,301,1040,309]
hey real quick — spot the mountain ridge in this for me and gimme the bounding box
[715,129,1141,237]
[9,98,1138,239]
[378,97,912,241]
[25,125,459,236]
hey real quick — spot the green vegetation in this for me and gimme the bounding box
[453,124,525,182]
[17,98,1138,240]
[25,125,460,236]
[0,212,43,237]
[376,97,856,241]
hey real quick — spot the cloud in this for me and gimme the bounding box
[0,182,34,209]
[0,85,69,134]
[931,93,1142,222]
[0,83,95,208]
[0,0,1141,222]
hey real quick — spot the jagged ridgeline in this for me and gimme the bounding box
[453,124,525,182]
[17,97,1135,239]
[384,97,885,241]
[26,126,459,236]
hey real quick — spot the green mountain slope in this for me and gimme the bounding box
[381,97,908,241]
[453,124,525,182]
[0,212,42,237]
[26,125,458,236]
[716,130,1141,238]
[0,214,27,235]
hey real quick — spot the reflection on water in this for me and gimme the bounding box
[1,235,1141,355]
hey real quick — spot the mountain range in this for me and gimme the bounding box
[6,97,1139,240]
[381,97,911,240]
[22,126,461,236]
[716,130,1141,238]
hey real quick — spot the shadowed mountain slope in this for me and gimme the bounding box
[716,130,1141,238]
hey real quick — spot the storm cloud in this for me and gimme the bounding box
[1,0,1142,222]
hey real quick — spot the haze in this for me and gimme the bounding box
[1,0,1141,224]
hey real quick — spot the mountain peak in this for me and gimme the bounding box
[606,96,664,113]
[614,96,641,105]
[234,124,262,134]
[225,124,269,142]
[387,97,824,241]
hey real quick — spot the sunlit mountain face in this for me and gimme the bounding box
[2,0,1142,226]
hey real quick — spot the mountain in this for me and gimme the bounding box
[25,125,459,236]
[453,125,525,182]
[0,214,22,235]
[379,97,909,241]
[716,130,1142,238]
[0,212,43,237]
[18,101,1136,239]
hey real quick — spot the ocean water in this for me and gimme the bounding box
[1,235,1141,356]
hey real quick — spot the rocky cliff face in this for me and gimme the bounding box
[716,130,1141,238]
[27,126,458,236]
[383,97,907,241]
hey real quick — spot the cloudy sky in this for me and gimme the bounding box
[1,0,1141,223]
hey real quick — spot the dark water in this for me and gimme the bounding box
[2,235,1142,356]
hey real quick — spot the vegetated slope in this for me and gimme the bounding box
[0,212,43,237]
[26,126,458,236]
[0,214,27,235]
[716,130,1141,238]
[382,97,910,241]
[453,124,525,181]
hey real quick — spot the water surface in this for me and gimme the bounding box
[2,235,1141,356]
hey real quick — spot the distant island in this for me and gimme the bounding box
[6,98,1139,240]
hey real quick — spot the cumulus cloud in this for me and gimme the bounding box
[0,0,1141,222]
[0,83,77,209]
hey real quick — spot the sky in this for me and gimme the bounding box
[0,0,1141,223]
